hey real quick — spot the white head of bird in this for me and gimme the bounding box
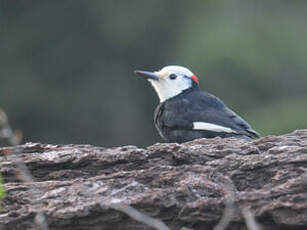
[134,65,199,102]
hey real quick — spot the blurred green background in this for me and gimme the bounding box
[1,0,306,147]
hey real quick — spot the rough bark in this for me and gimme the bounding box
[0,130,307,230]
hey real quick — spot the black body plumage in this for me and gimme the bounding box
[154,85,259,143]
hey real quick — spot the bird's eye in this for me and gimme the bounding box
[169,74,177,80]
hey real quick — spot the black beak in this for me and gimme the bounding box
[134,70,159,81]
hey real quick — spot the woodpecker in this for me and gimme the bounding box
[134,65,259,143]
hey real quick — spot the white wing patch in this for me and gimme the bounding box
[193,122,236,133]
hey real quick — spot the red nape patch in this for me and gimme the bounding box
[191,75,199,84]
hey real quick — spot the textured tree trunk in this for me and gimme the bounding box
[0,130,307,230]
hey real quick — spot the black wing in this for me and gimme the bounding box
[161,89,259,138]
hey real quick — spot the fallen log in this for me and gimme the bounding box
[0,130,307,230]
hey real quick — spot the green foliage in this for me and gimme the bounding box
[1,1,307,146]
[0,175,5,202]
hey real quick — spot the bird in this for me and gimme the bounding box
[134,65,259,143]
